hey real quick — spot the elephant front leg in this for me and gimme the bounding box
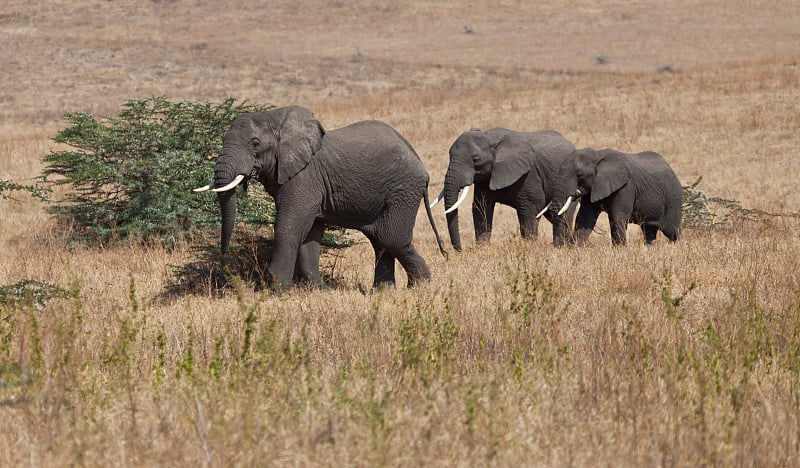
[574,203,601,246]
[472,191,495,244]
[517,208,540,240]
[269,211,318,291]
[296,220,324,287]
[608,211,630,246]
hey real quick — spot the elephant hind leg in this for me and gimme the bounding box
[662,202,682,242]
[394,244,431,288]
[642,224,659,244]
[365,232,431,288]
[365,201,431,288]
[367,237,397,290]
[661,225,681,242]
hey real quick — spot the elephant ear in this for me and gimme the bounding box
[276,106,325,184]
[489,135,534,190]
[591,150,630,202]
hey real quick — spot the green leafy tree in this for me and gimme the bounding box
[41,97,274,248]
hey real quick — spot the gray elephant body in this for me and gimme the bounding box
[208,106,445,290]
[551,148,682,246]
[441,128,577,250]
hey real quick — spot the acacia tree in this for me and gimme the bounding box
[41,97,274,248]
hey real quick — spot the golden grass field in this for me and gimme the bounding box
[2,0,800,465]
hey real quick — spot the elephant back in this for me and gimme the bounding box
[524,130,576,162]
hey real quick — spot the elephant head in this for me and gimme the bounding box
[551,148,631,216]
[194,106,324,253]
[435,128,540,250]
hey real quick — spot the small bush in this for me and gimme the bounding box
[41,97,274,248]
[682,177,800,229]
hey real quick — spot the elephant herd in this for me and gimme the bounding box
[194,105,683,291]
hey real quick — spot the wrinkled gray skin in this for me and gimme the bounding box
[442,128,577,250]
[549,148,682,246]
[210,105,446,290]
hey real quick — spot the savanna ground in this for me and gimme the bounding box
[2,1,800,465]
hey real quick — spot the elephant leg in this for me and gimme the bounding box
[269,204,319,291]
[517,206,540,240]
[394,244,431,288]
[296,219,324,287]
[368,236,397,290]
[642,224,659,245]
[574,203,601,246]
[662,225,680,242]
[367,206,431,288]
[472,190,495,244]
[608,212,629,246]
[661,204,682,242]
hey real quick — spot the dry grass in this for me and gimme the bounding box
[2,1,800,466]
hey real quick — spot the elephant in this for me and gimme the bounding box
[545,147,682,246]
[194,105,447,291]
[430,128,578,250]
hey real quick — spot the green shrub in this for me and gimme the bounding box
[41,97,274,248]
[682,177,800,229]
[0,279,73,310]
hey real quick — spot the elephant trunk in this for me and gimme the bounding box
[443,173,467,251]
[214,159,244,254]
[550,208,568,246]
[549,183,579,246]
[217,190,236,254]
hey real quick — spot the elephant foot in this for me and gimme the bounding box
[373,280,396,292]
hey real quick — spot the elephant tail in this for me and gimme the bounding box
[423,184,448,259]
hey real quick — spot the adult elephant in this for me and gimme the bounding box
[546,148,682,246]
[194,105,446,290]
[430,128,577,250]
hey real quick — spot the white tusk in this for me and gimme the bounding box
[211,174,245,192]
[429,188,445,208]
[444,185,470,214]
[192,184,212,193]
[536,201,552,219]
[557,196,573,216]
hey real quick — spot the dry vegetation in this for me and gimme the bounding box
[2,0,800,465]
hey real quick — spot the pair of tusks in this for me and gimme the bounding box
[534,196,574,218]
[192,174,245,193]
[429,186,470,214]
[430,186,572,218]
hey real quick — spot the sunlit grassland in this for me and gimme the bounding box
[2,0,800,465]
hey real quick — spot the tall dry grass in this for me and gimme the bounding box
[2,1,800,465]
